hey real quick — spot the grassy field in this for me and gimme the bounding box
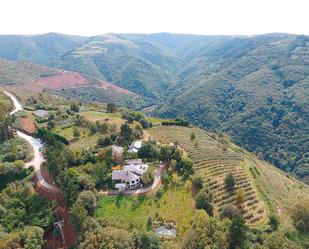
[149,125,267,226]
[53,126,101,151]
[80,110,124,132]
[96,186,195,240]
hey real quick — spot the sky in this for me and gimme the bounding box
[0,0,308,36]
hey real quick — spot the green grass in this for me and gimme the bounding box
[53,126,101,152]
[80,110,122,120]
[96,186,195,238]
[146,116,170,124]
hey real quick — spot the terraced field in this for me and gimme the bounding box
[149,126,267,225]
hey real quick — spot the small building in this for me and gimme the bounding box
[35,109,49,118]
[112,170,141,189]
[128,140,143,154]
[112,145,124,163]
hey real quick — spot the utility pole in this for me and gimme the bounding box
[54,220,66,245]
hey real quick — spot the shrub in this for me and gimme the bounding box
[225,173,235,191]
[195,187,213,216]
[192,175,204,192]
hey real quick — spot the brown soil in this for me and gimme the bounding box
[13,71,133,97]
[98,81,133,95]
[17,72,88,92]
[34,175,77,249]
[20,116,37,134]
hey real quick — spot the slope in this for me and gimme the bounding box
[149,125,309,228]
[156,34,309,183]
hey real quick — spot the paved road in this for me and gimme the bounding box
[4,91,60,192]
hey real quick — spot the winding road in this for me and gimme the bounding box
[4,91,60,192]
[4,90,164,196]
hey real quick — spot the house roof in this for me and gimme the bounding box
[112,170,140,182]
[126,159,143,165]
[128,148,139,153]
[123,163,149,175]
[129,140,142,150]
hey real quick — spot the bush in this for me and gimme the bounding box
[225,173,235,191]
[195,187,213,216]
[268,214,279,231]
[192,175,204,192]
[220,205,242,220]
[162,118,189,127]
[37,128,69,145]
[107,103,117,113]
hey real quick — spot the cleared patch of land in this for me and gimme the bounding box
[15,72,88,92]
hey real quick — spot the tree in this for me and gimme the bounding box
[141,169,154,185]
[236,188,245,204]
[140,118,152,129]
[126,115,134,124]
[120,123,133,142]
[291,199,309,232]
[268,214,279,231]
[195,187,213,216]
[190,132,196,141]
[182,209,230,249]
[20,226,44,249]
[192,175,204,192]
[97,136,112,147]
[79,227,133,249]
[77,190,97,216]
[220,204,242,220]
[107,103,117,113]
[159,146,174,162]
[133,232,160,249]
[263,231,302,249]
[229,216,247,249]
[138,143,159,160]
[176,158,194,179]
[69,201,89,233]
[73,127,81,139]
[225,173,235,191]
[70,102,80,112]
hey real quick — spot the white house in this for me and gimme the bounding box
[112,158,150,189]
[112,170,141,189]
[128,140,143,153]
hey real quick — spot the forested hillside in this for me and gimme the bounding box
[0,33,308,183]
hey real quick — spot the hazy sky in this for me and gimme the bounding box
[1,0,308,36]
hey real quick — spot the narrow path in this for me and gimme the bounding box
[4,91,60,192]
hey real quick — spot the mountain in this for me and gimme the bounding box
[0,33,307,183]
[0,32,87,64]
[154,34,309,183]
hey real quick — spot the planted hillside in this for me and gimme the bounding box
[150,126,267,225]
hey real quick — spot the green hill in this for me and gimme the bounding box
[0,33,307,183]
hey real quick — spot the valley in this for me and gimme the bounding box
[0,32,308,249]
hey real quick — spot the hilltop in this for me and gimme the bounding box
[0,33,307,184]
